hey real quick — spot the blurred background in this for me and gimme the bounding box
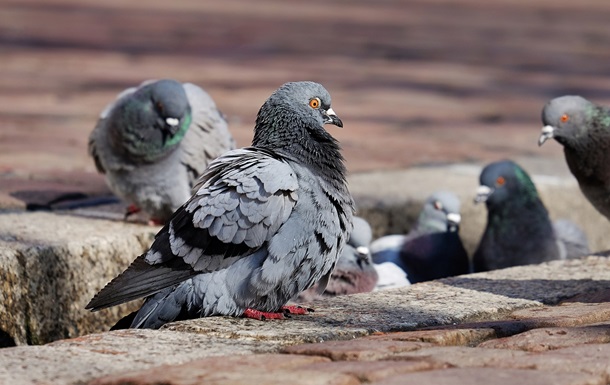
[2,0,610,203]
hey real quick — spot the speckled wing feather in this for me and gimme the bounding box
[180,83,235,185]
[86,148,299,310]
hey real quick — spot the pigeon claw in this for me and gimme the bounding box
[243,308,287,321]
[282,305,314,315]
[124,204,141,220]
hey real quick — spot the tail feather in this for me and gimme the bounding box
[86,255,197,311]
[130,282,192,329]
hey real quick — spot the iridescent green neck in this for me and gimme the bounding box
[165,113,192,148]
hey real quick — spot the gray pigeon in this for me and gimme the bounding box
[87,81,354,328]
[296,216,378,302]
[89,79,235,224]
[473,160,589,272]
[370,191,469,283]
[539,95,610,220]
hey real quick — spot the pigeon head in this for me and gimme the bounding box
[252,81,343,148]
[474,160,539,209]
[111,79,192,162]
[417,190,462,233]
[539,95,595,148]
[147,79,192,138]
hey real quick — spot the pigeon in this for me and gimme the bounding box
[296,216,378,302]
[473,160,589,272]
[539,95,610,220]
[87,81,354,328]
[88,79,235,224]
[370,191,469,284]
[373,262,410,291]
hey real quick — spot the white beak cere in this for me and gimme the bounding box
[538,125,555,146]
[356,246,370,256]
[446,213,462,225]
[166,117,180,127]
[474,185,493,204]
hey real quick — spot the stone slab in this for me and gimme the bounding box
[88,354,356,385]
[0,212,156,345]
[0,256,609,384]
[0,329,282,385]
[374,367,604,385]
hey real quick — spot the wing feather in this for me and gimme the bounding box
[87,148,299,310]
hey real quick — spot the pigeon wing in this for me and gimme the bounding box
[86,148,299,310]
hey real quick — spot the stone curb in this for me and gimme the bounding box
[1,256,610,384]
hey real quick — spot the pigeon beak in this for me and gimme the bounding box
[474,185,492,204]
[446,213,461,232]
[538,125,555,146]
[323,108,343,128]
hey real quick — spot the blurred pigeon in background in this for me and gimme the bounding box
[89,79,235,224]
[373,262,410,291]
[473,159,589,272]
[539,95,610,221]
[370,191,469,284]
[297,216,378,302]
[87,81,354,328]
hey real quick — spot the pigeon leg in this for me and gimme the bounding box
[281,305,314,315]
[124,204,141,220]
[243,308,287,320]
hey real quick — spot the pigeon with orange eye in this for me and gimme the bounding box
[370,190,469,284]
[473,160,589,272]
[539,95,610,221]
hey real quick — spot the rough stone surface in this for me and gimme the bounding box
[0,212,156,345]
[374,368,604,385]
[507,345,610,378]
[299,360,436,383]
[283,339,433,361]
[391,345,530,367]
[478,324,610,351]
[507,302,610,327]
[367,328,498,347]
[0,329,282,385]
[88,354,351,385]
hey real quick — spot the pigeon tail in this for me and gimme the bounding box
[86,255,197,311]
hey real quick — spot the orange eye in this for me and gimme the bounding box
[433,201,443,210]
[495,176,505,186]
[309,98,320,109]
[560,114,569,123]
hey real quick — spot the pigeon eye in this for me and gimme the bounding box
[433,201,443,210]
[495,176,505,186]
[309,98,320,109]
[560,114,569,123]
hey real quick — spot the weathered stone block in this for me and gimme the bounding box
[0,212,155,345]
